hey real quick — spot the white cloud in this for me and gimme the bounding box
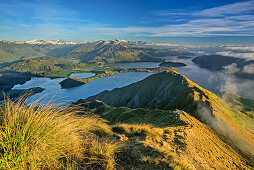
[194,1,254,17]
[243,64,254,74]
[223,63,240,74]
[216,51,254,60]
[144,0,254,37]
[225,46,254,52]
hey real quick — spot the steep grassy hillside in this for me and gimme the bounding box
[72,99,252,169]
[220,91,254,118]
[112,112,251,169]
[85,70,254,162]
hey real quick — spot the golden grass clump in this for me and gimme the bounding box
[84,137,119,169]
[0,96,119,169]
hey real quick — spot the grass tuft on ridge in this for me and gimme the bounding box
[0,96,119,169]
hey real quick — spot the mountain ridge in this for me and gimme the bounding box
[83,70,254,162]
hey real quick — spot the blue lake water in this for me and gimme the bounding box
[12,60,254,105]
[13,72,154,105]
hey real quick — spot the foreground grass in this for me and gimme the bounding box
[0,97,119,169]
[112,124,193,169]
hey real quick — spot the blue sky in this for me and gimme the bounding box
[1,0,254,44]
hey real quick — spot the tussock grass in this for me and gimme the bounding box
[0,96,119,169]
[112,123,162,143]
[171,160,193,170]
[84,137,119,169]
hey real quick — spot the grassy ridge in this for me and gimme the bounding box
[0,94,252,169]
[0,97,120,169]
[85,70,254,161]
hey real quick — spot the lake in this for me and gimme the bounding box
[70,72,96,78]
[13,61,254,106]
[13,71,155,105]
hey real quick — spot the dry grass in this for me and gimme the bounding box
[84,137,119,169]
[0,96,119,169]
[112,123,194,169]
[112,123,162,142]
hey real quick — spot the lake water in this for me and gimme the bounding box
[13,72,154,105]
[70,72,96,78]
[13,60,254,106]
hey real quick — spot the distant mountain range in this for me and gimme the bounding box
[1,39,80,45]
[0,39,193,64]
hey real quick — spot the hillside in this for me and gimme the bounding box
[0,40,65,63]
[84,70,254,163]
[72,100,252,169]
[1,57,95,78]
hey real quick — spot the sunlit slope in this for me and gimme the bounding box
[86,70,254,160]
[74,101,252,169]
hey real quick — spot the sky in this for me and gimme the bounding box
[1,0,254,45]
